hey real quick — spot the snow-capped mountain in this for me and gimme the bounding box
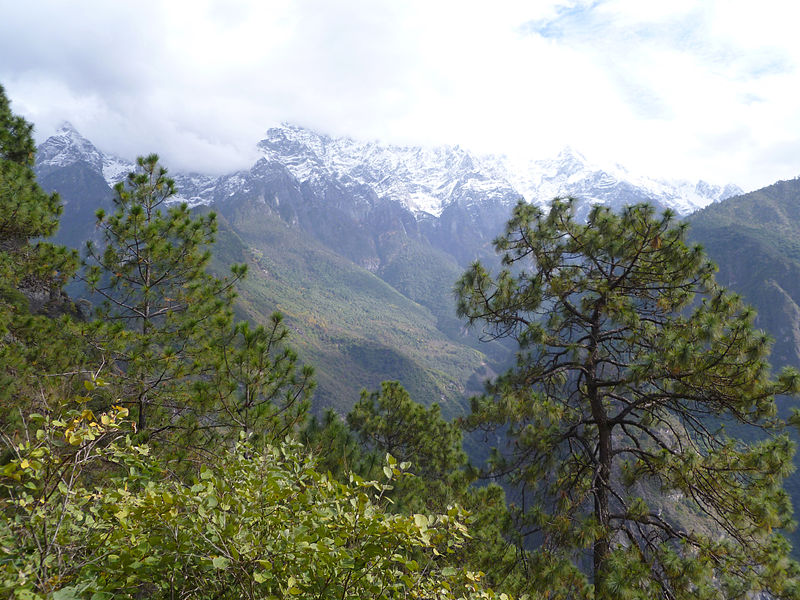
[257,125,521,218]
[255,125,742,218]
[37,122,110,175]
[36,122,135,184]
[496,147,742,216]
[36,122,741,221]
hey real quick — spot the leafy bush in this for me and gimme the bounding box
[1,406,508,600]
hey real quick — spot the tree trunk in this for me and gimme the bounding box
[588,313,612,598]
[138,393,147,433]
[593,418,612,598]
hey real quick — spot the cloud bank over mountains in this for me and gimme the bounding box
[2,0,800,191]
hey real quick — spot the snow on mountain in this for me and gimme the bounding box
[35,125,220,208]
[35,122,741,218]
[35,122,136,188]
[492,148,742,216]
[101,154,136,186]
[257,124,521,218]
[37,122,106,174]
[170,173,224,207]
[257,125,741,217]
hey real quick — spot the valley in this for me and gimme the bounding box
[37,122,751,418]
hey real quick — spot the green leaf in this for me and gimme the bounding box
[53,587,82,600]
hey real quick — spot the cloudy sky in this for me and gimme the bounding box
[2,0,799,191]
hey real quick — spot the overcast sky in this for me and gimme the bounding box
[2,0,799,191]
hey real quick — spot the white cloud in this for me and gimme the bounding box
[1,0,799,190]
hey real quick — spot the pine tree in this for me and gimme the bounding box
[348,380,465,481]
[345,381,531,596]
[0,84,82,423]
[456,198,800,599]
[84,154,245,443]
[196,313,315,447]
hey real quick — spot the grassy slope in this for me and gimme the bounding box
[688,179,800,370]
[210,203,488,417]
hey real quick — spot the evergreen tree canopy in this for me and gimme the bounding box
[0,83,74,293]
[345,381,531,596]
[348,380,466,481]
[0,84,81,421]
[196,313,315,446]
[0,86,35,166]
[84,154,245,440]
[456,198,800,599]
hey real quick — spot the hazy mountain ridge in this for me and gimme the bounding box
[38,121,743,282]
[255,124,741,218]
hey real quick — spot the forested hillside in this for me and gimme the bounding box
[688,178,800,370]
[0,87,517,599]
[36,125,512,420]
[5,82,800,599]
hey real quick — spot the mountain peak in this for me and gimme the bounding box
[56,121,80,135]
[34,121,742,219]
[37,122,104,174]
[256,123,520,217]
[555,145,588,163]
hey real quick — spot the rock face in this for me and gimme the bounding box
[36,122,740,272]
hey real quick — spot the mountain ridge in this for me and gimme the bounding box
[39,122,741,222]
[31,123,752,420]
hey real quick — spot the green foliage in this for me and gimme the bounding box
[196,312,315,446]
[303,383,534,597]
[0,399,137,596]
[349,380,466,481]
[457,198,800,599]
[302,408,385,481]
[1,408,506,600]
[0,84,83,425]
[83,154,245,441]
[0,85,75,291]
[686,180,800,551]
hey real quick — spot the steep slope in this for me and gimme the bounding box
[255,125,740,219]
[33,126,498,415]
[687,178,800,369]
[501,148,741,217]
[686,179,800,553]
[33,122,739,418]
[34,123,115,249]
[250,125,740,264]
[210,198,489,416]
